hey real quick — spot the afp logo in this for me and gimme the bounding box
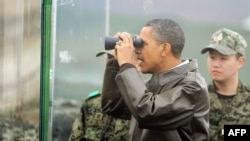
[224,125,250,141]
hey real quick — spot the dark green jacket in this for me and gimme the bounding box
[102,59,210,141]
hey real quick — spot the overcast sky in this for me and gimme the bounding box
[109,0,250,29]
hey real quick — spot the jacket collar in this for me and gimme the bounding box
[150,59,199,86]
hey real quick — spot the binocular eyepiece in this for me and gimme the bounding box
[105,35,143,50]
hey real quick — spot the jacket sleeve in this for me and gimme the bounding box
[101,59,131,120]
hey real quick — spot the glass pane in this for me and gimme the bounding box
[51,0,250,140]
[51,0,106,140]
[0,0,41,140]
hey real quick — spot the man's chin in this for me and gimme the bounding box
[140,69,153,74]
[140,68,147,74]
[211,77,223,82]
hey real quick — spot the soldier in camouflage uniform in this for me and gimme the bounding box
[68,50,130,141]
[201,28,250,141]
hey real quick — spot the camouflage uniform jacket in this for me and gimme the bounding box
[209,81,250,141]
[68,91,130,141]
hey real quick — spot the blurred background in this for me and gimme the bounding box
[53,0,250,101]
[53,0,250,139]
[0,0,40,140]
[0,0,250,140]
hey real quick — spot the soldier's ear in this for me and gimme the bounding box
[237,56,245,69]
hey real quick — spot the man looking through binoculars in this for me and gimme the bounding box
[101,18,210,141]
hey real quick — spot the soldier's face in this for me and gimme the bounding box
[207,50,245,82]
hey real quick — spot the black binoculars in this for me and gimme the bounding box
[104,35,143,50]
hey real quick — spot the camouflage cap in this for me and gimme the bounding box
[96,50,114,57]
[201,28,247,56]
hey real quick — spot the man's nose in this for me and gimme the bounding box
[212,60,221,67]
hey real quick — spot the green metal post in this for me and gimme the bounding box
[40,0,52,140]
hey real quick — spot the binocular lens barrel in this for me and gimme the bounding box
[105,36,143,50]
[105,36,120,50]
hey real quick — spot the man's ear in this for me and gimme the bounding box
[161,43,171,56]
